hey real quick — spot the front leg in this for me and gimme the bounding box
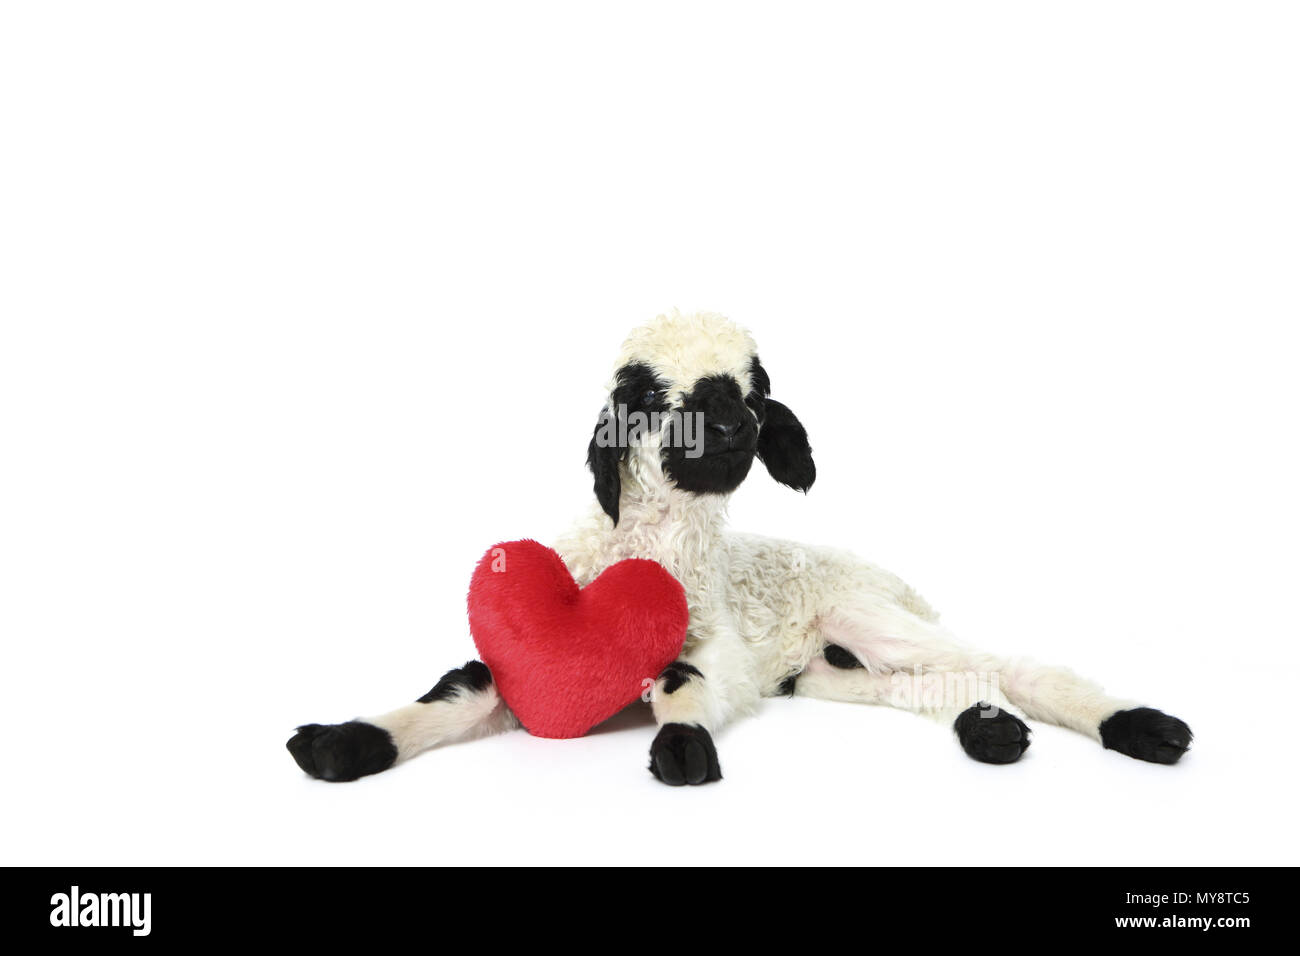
[648,661,722,785]
[647,625,758,786]
[287,660,517,781]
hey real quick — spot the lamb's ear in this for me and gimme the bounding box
[757,399,816,492]
[586,410,622,524]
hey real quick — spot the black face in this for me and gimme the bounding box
[587,355,814,524]
[663,373,760,494]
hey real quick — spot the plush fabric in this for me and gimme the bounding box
[467,539,688,738]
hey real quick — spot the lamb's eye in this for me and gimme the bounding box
[642,389,659,405]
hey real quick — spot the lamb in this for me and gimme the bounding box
[288,310,1192,784]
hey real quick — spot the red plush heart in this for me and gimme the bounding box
[467,539,688,739]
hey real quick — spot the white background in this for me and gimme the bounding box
[3,2,1297,866]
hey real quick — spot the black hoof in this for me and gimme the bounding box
[1099,707,1192,764]
[954,703,1031,764]
[649,723,722,786]
[287,721,398,781]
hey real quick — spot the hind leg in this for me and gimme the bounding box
[795,652,1032,764]
[813,596,1192,764]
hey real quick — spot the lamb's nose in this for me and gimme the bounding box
[709,421,741,444]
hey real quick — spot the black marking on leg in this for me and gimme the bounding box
[824,643,864,669]
[1099,707,1192,764]
[648,723,722,786]
[954,703,1031,764]
[658,661,703,695]
[417,660,493,704]
[286,721,398,782]
[777,673,798,697]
